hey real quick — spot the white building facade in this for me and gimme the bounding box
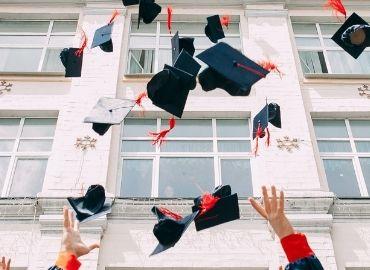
[0,0,369,269]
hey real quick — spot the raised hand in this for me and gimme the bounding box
[0,257,10,270]
[60,207,100,257]
[249,186,294,239]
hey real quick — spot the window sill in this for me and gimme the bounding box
[123,73,154,81]
[303,73,370,83]
[0,71,69,82]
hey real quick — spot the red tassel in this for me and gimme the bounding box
[167,6,173,34]
[235,62,267,78]
[159,207,182,221]
[135,92,147,109]
[109,9,120,24]
[253,123,265,156]
[74,30,87,57]
[266,127,270,147]
[220,15,230,29]
[324,0,347,19]
[149,117,176,146]
[258,60,284,79]
[198,193,220,217]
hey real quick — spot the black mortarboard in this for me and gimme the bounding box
[137,0,161,29]
[151,206,198,256]
[171,31,195,65]
[60,48,83,77]
[84,97,140,136]
[205,15,225,43]
[67,185,112,223]
[332,12,370,59]
[197,42,269,96]
[192,185,240,231]
[91,23,113,52]
[122,0,139,5]
[252,103,281,139]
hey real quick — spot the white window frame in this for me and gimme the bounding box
[314,118,370,197]
[0,117,56,197]
[118,118,253,198]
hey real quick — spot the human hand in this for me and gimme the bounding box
[60,207,99,257]
[0,257,10,270]
[249,186,294,239]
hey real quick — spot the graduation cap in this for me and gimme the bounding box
[191,185,240,231]
[252,102,281,156]
[84,93,147,136]
[137,0,161,29]
[171,31,195,65]
[332,13,370,59]
[205,15,226,43]
[151,206,198,256]
[122,0,139,5]
[91,11,120,52]
[197,42,269,96]
[67,185,112,223]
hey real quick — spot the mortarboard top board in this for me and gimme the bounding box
[205,15,225,43]
[332,12,370,59]
[173,50,201,79]
[252,103,281,139]
[84,97,137,136]
[67,185,112,223]
[91,23,113,52]
[137,0,162,29]
[60,48,83,78]
[171,31,195,65]
[122,0,139,5]
[197,42,269,96]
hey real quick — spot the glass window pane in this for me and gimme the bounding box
[292,23,317,35]
[225,23,240,35]
[0,21,49,33]
[0,140,15,152]
[160,22,204,34]
[0,48,42,72]
[0,35,46,45]
[320,24,342,35]
[158,49,172,70]
[193,37,214,48]
[159,157,214,197]
[42,48,65,72]
[52,21,77,33]
[0,118,20,137]
[18,139,53,152]
[295,37,321,47]
[161,141,213,152]
[121,141,154,152]
[0,157,10,193]
[129,36,156,48]
[9,159,47,197]
[222,37,241,49]
[313,120,348,138]
[323,38,340,47]
[298,51,328,74]
[360,158,370,194]
[323,159,361,197]
[327,51,370,74]
[159,36,171,46]
[121,159,152,197]
[21,118,56,137]
[221,159,252,197]
[131,21,157,34]
[123,119,157,137]
[217,119,249,137]
[49,35,74,46]
[317,141,352,152]
[349,120,370,138]
[355,141,370,152]
[128,49,154,74]
[167,119,212,137]
[218,141,251,152]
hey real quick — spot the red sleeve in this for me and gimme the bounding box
[280,233,315,263]
[55,252,81,270]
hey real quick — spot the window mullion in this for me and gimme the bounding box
[38,20,53,72]
[152,118,161,197]
[212,119,221,187]
[154,22,160,73]
[316,23,332,73]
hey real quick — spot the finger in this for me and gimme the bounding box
[6,258,10,270]
[88,243,100,252]
[63,207,70,229]
[271,186,277,213]
[74,219,80,231]
[279,266,283,270]
[262,186,271,214]
[278,190,285,214]
[1,256,5,268]
[249,198,268,219]
[68,210,74,229]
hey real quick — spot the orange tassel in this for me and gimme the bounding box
[253,123,265,156]
[167,6,173,34]
[324,0,347,19]
[258,60,284,79]
[220,15,230,29]
[74,30,87,57]
[266,127,270,147]
[198,193,220,216]
[135,92,147,109]
[109,9,120,24]
[149,117,176,146]
[159,207,182,221]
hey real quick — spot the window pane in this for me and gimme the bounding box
[327,51,370,74]
[161,22,204,34]
[128,49,154,74]
[52,21,77,33]
[313,120,348,138]
[9,159,47,197]
[355,141,370,152]
[218,141,251,152]
[0,48,42,72]
[221,159,252,197]
[42,48,65,72]
[18,139,53,152]
[0,157,10,193]
[49,35,74,46]
[222,37,241,49]
[323,159,361,197]
[129,36,156,48]
[298,51,328,74]
[317,141,352,152]
[161,141,213,152]
[21,118,56,137]
[193,37,214,48]
[159,36,171,46]
[121,141,154,152]
[323,38,340,47]
[0,118,20,137]
[295,37,321,47]
[159,157,214,197]
[123,119,157,137]
[0,35,46,45]
[121,159,152,197]
[349,120,370,138]
[320,24,341,35]
[167,119,212,137]
[131,21,157,34]
[360,158,370,194]
[158,49,172,70]
[0,21,49,33]
[0,140,15,152]
[292,23,317,35]
[217,119,249,137]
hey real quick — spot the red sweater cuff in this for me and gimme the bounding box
[55,252,81,270]
[280,233,315,263]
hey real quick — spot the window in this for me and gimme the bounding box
[127,19,241,74]
[0,118,57,197]
[0,20,77,73]
[292,22,370,75]
[313,119,370,197]
[119,118,253,198]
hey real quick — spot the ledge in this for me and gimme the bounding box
[0,72,69,82]
[303,73,370,82]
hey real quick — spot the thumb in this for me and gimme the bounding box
[88,243,100,252]
[279,266,283,270]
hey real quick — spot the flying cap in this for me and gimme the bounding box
[205,15,225,43]
[171,31,195,65]
[332,12,370,59]
[122,0,139,5]
[91,23,114,52]
[137,0,162,29]
[67,185,112,223]
[60,48,83,77]
[197,42,269,96]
